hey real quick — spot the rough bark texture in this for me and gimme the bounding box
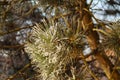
[80,0,120,80]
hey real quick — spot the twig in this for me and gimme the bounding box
[0,26,33,36]
[6,63,31,80]
[81,52,99,80]
[0,43,25,49]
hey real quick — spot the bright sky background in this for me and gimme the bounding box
[88,0,120,22]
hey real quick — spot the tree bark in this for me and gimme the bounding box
[79,0,120,80]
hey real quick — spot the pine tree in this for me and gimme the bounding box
[0,0,120,80]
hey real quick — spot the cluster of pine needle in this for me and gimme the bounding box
[25,19,84,80]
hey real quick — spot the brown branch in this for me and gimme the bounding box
[81,52,99,80]
[0,43,25,49]
[6,63,31,80]
[0,1,9,5]
[21,4,41,17]
[0,26,33,36]
[79,0,120,80]
[52,12,72,20]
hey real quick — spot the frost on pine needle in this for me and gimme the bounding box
[25,19,83,80]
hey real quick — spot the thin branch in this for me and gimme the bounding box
[81,52,99,80]
[6,63,31,80]
[0,26,33,36]
[0,43,25,49]
[21,4,40,17]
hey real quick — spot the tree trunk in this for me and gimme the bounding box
[79,0,120,79]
